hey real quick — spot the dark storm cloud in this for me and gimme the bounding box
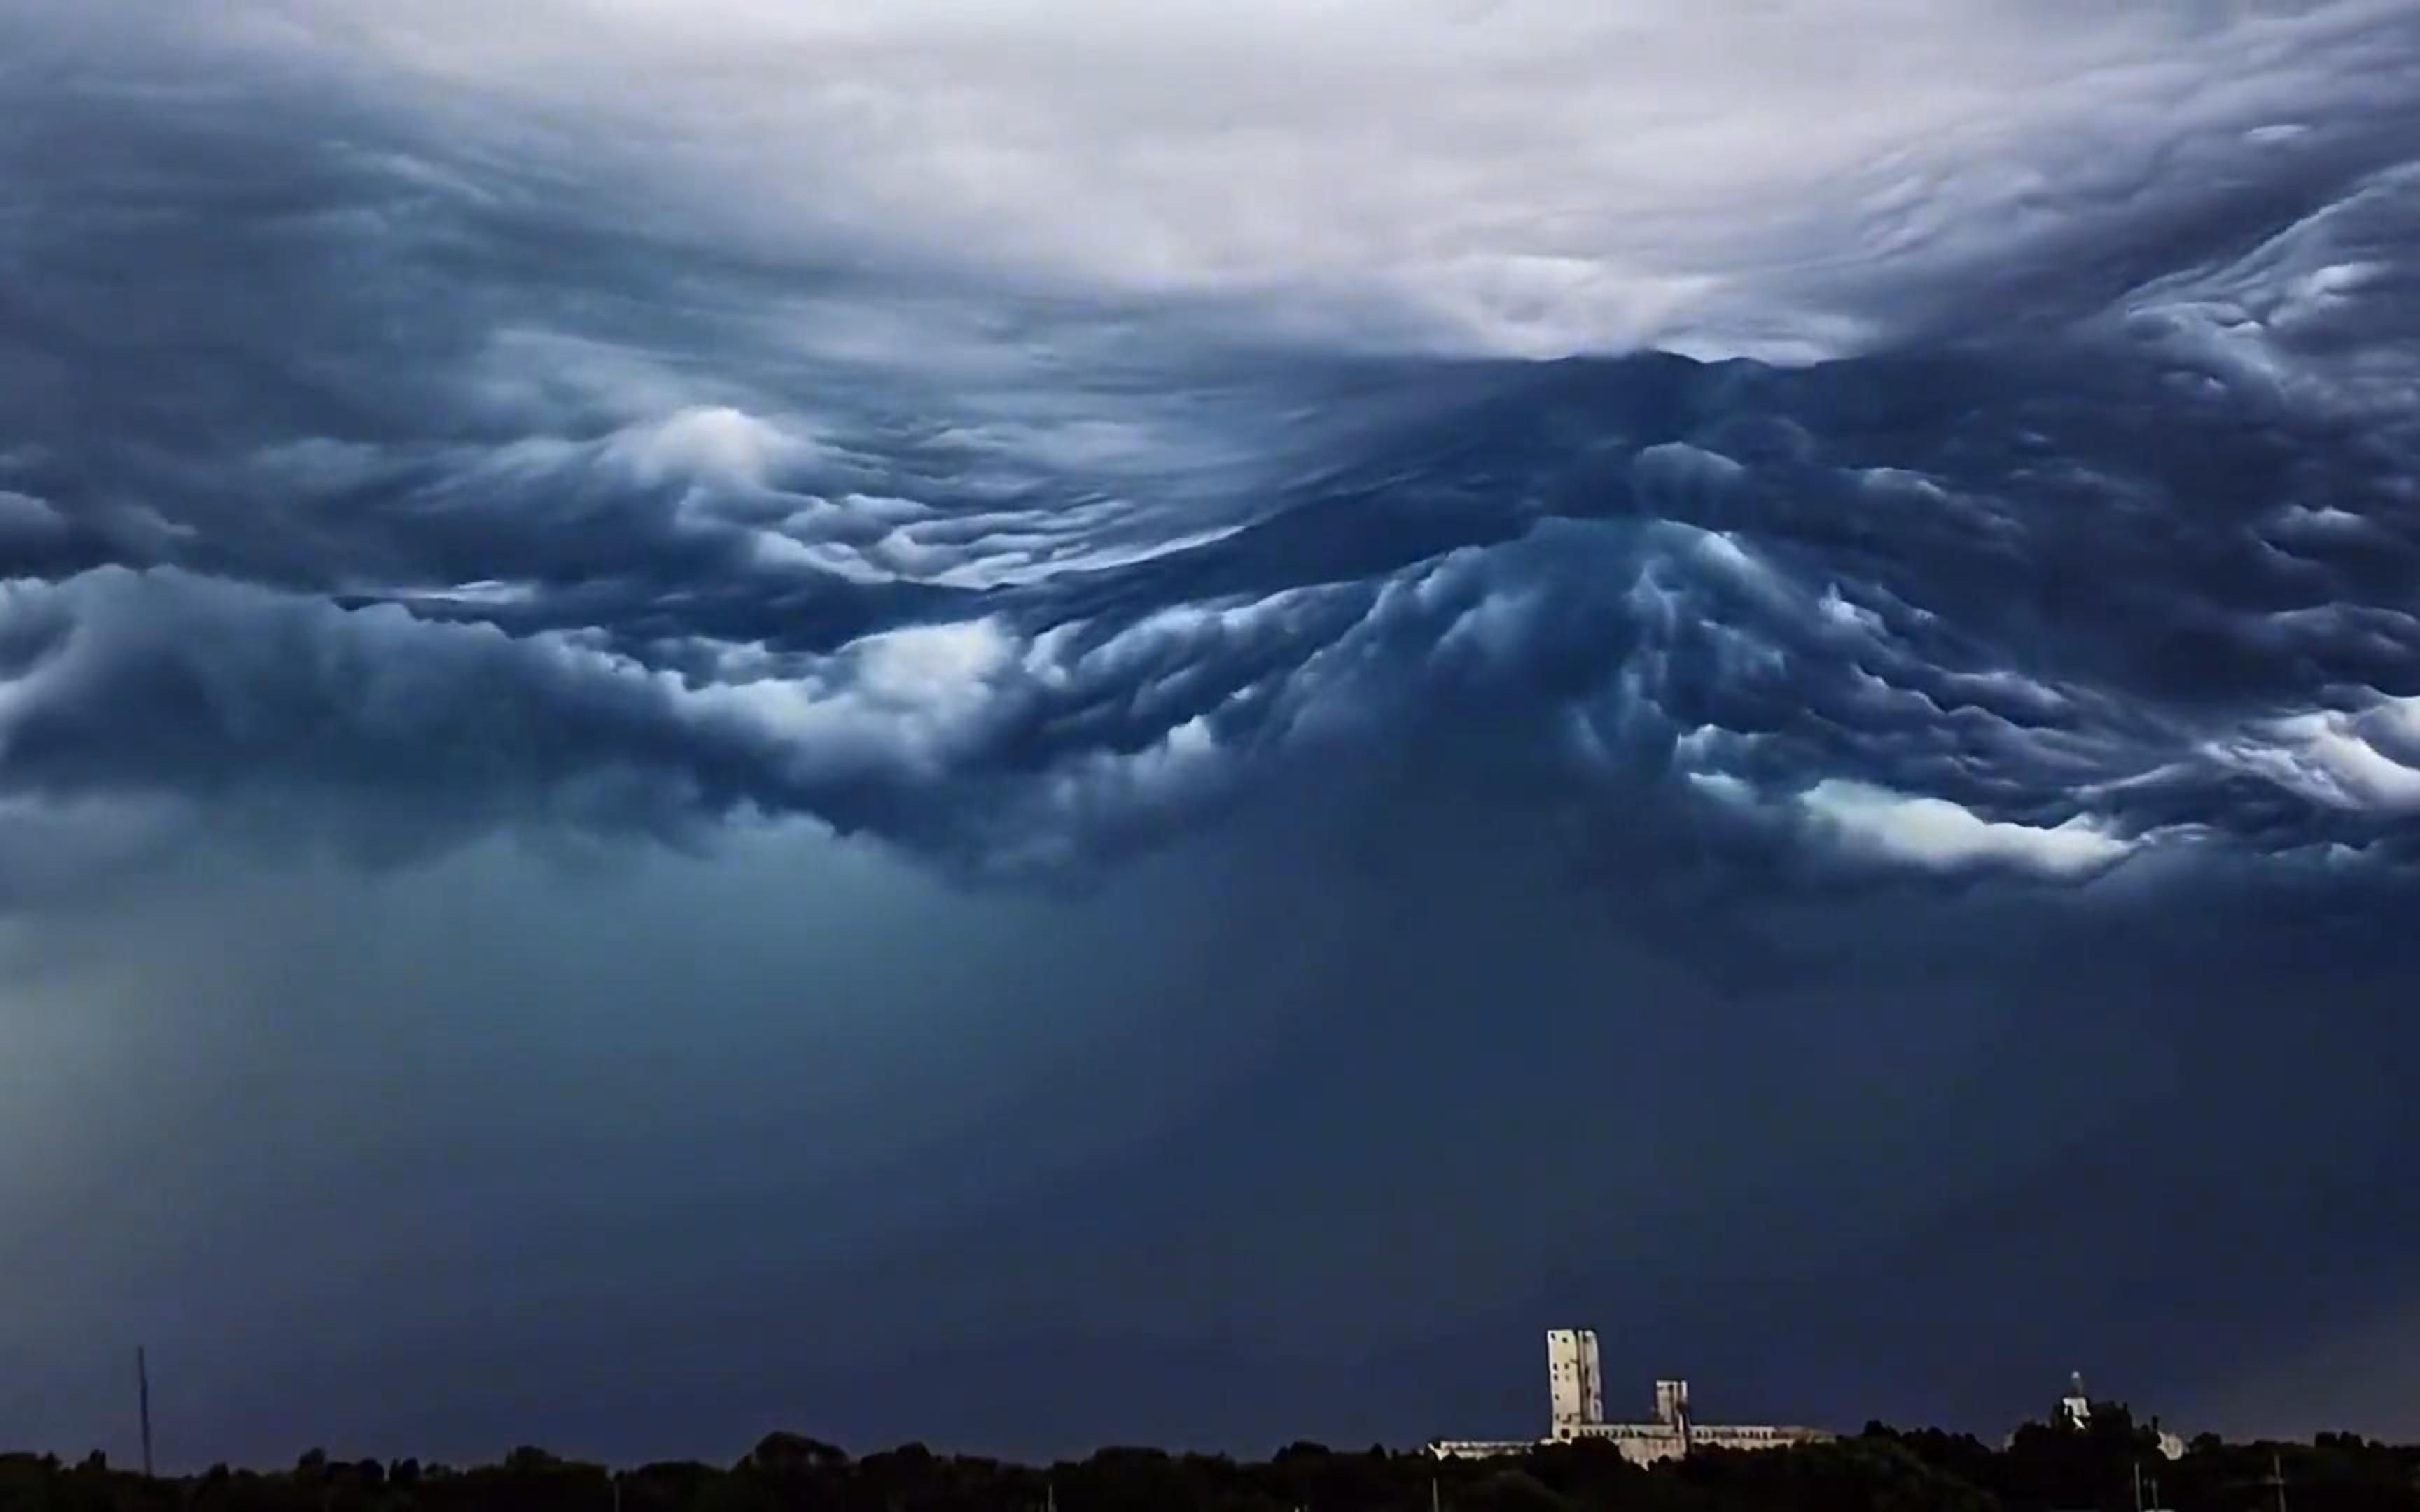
[11,1,2420,1468]
[6,1,2420,1222]
[13,729,2420,1468]
[7,11,2420,897]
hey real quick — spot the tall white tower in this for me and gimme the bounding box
[2059,1372,2092,1430]
[1655,1380,1691,1431]
[1546,1329,1603,1431]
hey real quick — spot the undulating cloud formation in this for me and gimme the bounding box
[8,0,2420,892]
[6,0,2420,1469]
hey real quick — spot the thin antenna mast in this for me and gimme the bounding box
[137,1347,154,1478]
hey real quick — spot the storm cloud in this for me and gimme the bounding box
[6,0,2420,1469]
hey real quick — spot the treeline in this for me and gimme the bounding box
[3,1404,2414,1511]
[1861,1406,2419,1512]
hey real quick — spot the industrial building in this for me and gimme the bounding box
[1428,1329,1833,1467]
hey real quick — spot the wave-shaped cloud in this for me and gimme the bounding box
[32,1,2420,359]
[4,1,2420,900]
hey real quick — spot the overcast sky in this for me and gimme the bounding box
[6,0,2420,1471]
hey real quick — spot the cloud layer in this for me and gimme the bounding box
[11,0,2420,1467]
[104,0,2420,359]
[4,2,2419,899]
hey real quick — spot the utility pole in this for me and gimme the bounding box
[136,1348,154,1478]
[2267,1450,2289,1512]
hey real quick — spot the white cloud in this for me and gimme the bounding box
[1685,770,1755,806]
[600,405,818,491]
[851,617,1015,710]
[2206,699,2420,815]
[1800,779,2137,880]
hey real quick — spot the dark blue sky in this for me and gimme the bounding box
[6,0,2420,1474]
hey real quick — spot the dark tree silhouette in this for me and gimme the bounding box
[3,1415,2416,1512]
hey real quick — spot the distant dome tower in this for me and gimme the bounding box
[2059,1372,2092,1430]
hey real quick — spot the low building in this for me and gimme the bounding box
[2031,1374,2185,1461]
[1428,1440,1537,1460]
[1429,1329,1833,1468]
